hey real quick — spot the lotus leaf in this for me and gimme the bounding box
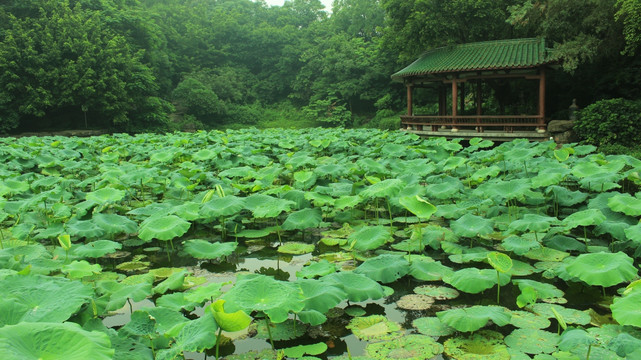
[281,208,322,231]
[210,299,251,332]
[443,267,510,294]
[413,285,460,300]
[505,328,559,355]
[413,317,455,337]
[74,240,122,258]
[524,247,569,262]
[138,215,191,241]
[558,328,596,353]
[183,239,237,259]
[66,218,106,239]
[354,254,409,283]
[335,195,362,210]
[562,209,606,229]
[451,213,494,238]
[92,213,138,235]
[85,187,126,204]
[348,226,391,251]
[547,186,588,207]
[607,332,641,358]
[437,305,511,332]
[97,280,152,311]
[528,304,591,325]
[120,310,157,337]
[278,242,315,255]
[509,214,560,234]
[396,294,435,310]
[566,252,637,287]
[360,178,404,198]
[399,195,437,219]
[366,334,443,360]
[156,292,198,312]
[159,311,218,356]
[236,228,273,239]
[443,330,510,360]
[513,279,565,300]
[62,260,102,279]
[448,251,490,264]
[223,274,305,323]
[297,278,347,315]
[153,269,190,294]
[138,307,189,334]
[346,315,403,341]
[251,319,307,341]
[282,342,327,358]
[225,349,278,360]
[321,271,385,302]
[0,274,92,325]
[184,281,227,303]
[509,259,537,276]
[409,259,453,281]
[501,235,541,255]
[611,290,641,327]
[200,195,246,218]
[487,252,513,273]
[296,259,336,279]
[509,310,552,329]
[0,322,114,360]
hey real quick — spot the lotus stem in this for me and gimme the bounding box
[496,270,500,304]
[265,317,275,350]
[127,298,133,314]
[0,229,4,249]
[215,327,223,360]
[148,335,156,358]
[586,344,592,360]
[387,200,393,236]
[602,286,606,298]
[346,344,352,360]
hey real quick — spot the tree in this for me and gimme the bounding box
[616,0,641,55]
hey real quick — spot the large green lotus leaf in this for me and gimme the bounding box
[169,201,202,221]
[471,165,501,183]
[0,275,92,325]
[86,187,126,204]
[210,299,251,332]
[138,215,191,241]
[66,218,106,239]
[62,260,102,279]
[437,305,511,332]
[557,328,596,352]
[153,269,189,295]
[282,342,327,358]
[611,290,641,327]
[251,318,307,341]
[451,213,494,238]
[183,239,237,259]
[321,271,385,302]
[184,282,227,303]
[524,247,569,262]
[223,274,305,323]
[624,222,641,243]
[0,322,114,360]
[425,177,463,200]
[565,252,637,287]
[248,196,295,219]
[607,332,641,358]
[409,259,453,281]
[509,214,560,234]
[347,315,403,341]
[359,178,404,199]
[219,166,255,178]
[546,186,588,207]
[296,259,336,279]
[509,310,551,329]
[443,267,510,294]
[444,330,510,360]
[531,168,569,188]
[579,172,622,192]
[0,179,29,196]
[74,240,122,258]
[354,254,410,283]
[334,195,362,210]
[304,191,334,206]
[92,213,138,235]
[200,195,245,218]
[156,293,198,312]
[296,278,347,314]
[366,334,443,360]
[505,328,559,355]
[281,208,322,231]
[448,251,490,264]
[562,208,606,229]
[399,195,437,219]
[135,307,189,335]
[501,235,541,255]
[156,312,218,359]
[413,317,455,337]
[527,304,591,325]
[414,285,460,300]
[348,226,391,251]
[476,178,532,202]
[120,310,157,337]
[608,194,641,216]
[278,241,315,255]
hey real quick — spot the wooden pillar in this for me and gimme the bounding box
[406,84,413,116]
[538,68,546,131]
[451,80,458,132]
[438,85,446,116]
[476,80,483,133]
[460,82,465,114]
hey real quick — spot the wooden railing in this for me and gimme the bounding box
[400,115,545,133]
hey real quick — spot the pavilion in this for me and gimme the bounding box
[391,38,557,140]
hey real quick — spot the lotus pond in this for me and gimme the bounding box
[2,128,641,360]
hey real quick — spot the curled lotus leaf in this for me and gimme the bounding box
[413,317,455,337]
[608,194,641,216]
[183,239,237,259]
[565,252,637,287]
[487,252,513,273]
[504,328,559,355]
[512,279,565,300]
[0,322,114,360]
[346,315,403,341]
[277,242,315,255]
[210,299,251,332]
[396,294,435,311]
[138,215,191,241]
[611,290,641,327]
[413,285,460,300]
[437,305,511,332]
[354,254,410,283]
[250,319,307,341]
[444,330,510,360]
[365,334,443,360]
[399,195,437,219]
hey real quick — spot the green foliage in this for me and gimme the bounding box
[302,94,353,127]
[575,98,641,147]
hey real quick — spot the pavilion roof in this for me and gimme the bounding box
[392,38,555,79]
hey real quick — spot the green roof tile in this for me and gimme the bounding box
[392,38,554,79]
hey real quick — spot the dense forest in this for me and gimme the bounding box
[0,0,639,134]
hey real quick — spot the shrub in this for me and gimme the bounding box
[574,98,641,147]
